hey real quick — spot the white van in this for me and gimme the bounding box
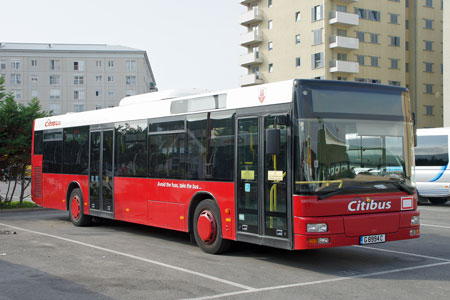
[415,128,450,204]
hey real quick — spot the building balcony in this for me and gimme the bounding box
[240,9,263,26]
[240,0,259,5]
[329,11,359,26]
[240,52,263,67]
[329,36,359,50]
[329,60,359,73]
[240,74,264,87]
[240,31,263,46]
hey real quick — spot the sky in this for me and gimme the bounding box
[0,0,247,91]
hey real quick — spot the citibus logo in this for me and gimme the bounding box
[45,119,61,127]
[348,197,392,212]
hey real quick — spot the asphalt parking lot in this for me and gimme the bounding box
[1,203,450,300]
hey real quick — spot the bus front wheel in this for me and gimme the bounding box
[193,199,231,254]
[69,188,92,227]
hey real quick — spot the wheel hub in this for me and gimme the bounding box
[71,196,81,220]
[197,210,217,244]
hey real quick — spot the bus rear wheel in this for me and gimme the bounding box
[193,199,231,254]
[429,197,448,205]
[69,188,92,227]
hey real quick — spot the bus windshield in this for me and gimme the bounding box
[294,85,414,196]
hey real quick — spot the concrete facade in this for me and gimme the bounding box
[0,43,157,114]
[444,0,450,126]
[240,0,443,128]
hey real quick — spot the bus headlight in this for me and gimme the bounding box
[411,216,420,225]
[307,223,328,233]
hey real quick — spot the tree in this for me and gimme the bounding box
[0,76,50,206]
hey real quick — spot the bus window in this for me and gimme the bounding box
[115,120,148,177]
[34,131,43,155]
[42,130,63,173]
[415,135,449,166]
[63,126,89,175]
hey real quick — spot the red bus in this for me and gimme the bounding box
[31,79,419,253]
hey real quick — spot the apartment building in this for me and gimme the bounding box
[240,0,443,128]
[0,43,157,114]
[444,0,450,126]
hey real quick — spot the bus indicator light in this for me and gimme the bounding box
[225,208,231,214]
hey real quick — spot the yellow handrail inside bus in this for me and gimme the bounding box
[295,180,343,188]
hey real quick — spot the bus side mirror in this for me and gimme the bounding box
[266,128,280,155]
[412,112,417,147]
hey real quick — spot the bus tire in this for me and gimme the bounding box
[429,197,448,205]
[69,188,92,227]
[193,199,231,254]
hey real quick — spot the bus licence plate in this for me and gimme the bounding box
[360,234,386,245]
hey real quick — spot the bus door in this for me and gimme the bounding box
[236,112,291,248]
[89,128,114,216]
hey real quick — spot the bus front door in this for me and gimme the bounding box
[237,113,290,248]
[89,129,114,216]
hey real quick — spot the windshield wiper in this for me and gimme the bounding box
[318,180,415,200]
[318,185,370,200]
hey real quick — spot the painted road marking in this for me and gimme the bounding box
[354,245,450,262]
[182,261,450,300]
[421,223,450,230]
[0,222,255,291]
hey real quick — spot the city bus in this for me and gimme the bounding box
[415,127,450,204]
[31,79,420,254]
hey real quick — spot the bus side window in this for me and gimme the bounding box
[34,131,43,155]
[42,130,63,174]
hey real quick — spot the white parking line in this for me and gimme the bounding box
[418,207,450,212]
[421,223,450,230]
[182,261,450,300]
[354,245,450,262]
[0,222,255,292]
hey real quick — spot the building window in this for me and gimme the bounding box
[313,28,323,45]
[108,91,115,97]
[337,53,347,61]
[389,13,399,24]
[10,74,21,85]
[425,84,433,94]
[126,76,136,85]
[425,0,433,8]
[96,104,102,110]
[390,36,401,47]
[268,41,273,51]
[368,10,381,21]
[356,31,365,42]
[406,20,409,29]
[268,20,273,29]
[49,104,61,115]
[0,61,6,70]
[337,29,347,37]
[337,5,347,12]
[107,76,115,82]
[12,90,22,100]
[337,76,347,81]
[31,75,38,82]
[268,0,272,8]
[295,34,301,44]
[312,5,323,21]
[390,59,399,69]
[49,60,60,70]
[126,60,137,72]
[74,90,85,100]
[31,60,38,67]
[295,11,301,22]
[312,52,324,69]
[74,104,85,113]
[125,90,136,97]
[253,67,260,78]
[96,60,102,67]
[73,61,85,71]
[370,33,379,44]
[268,63,273,73]
[355,8,366,19]
[108,61,115,68]
[73,75,84,85]
[370,56,379,67]
[96,75,103,82]
[425,105,433,115]
[296,57,301,67]
[425,19,433,29]
[96,90,102,96]
[389,81,401,86]
[406,63,409,72]
[357,55,365,66]
[425,62,433,72]
[425,40,433,51]
[406,41,409,50]
[49,89,61,100]
[10,60,21,70]
[31,90,38,98]
[50,75,62,86]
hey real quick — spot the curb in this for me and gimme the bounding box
[0,207,55,213]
